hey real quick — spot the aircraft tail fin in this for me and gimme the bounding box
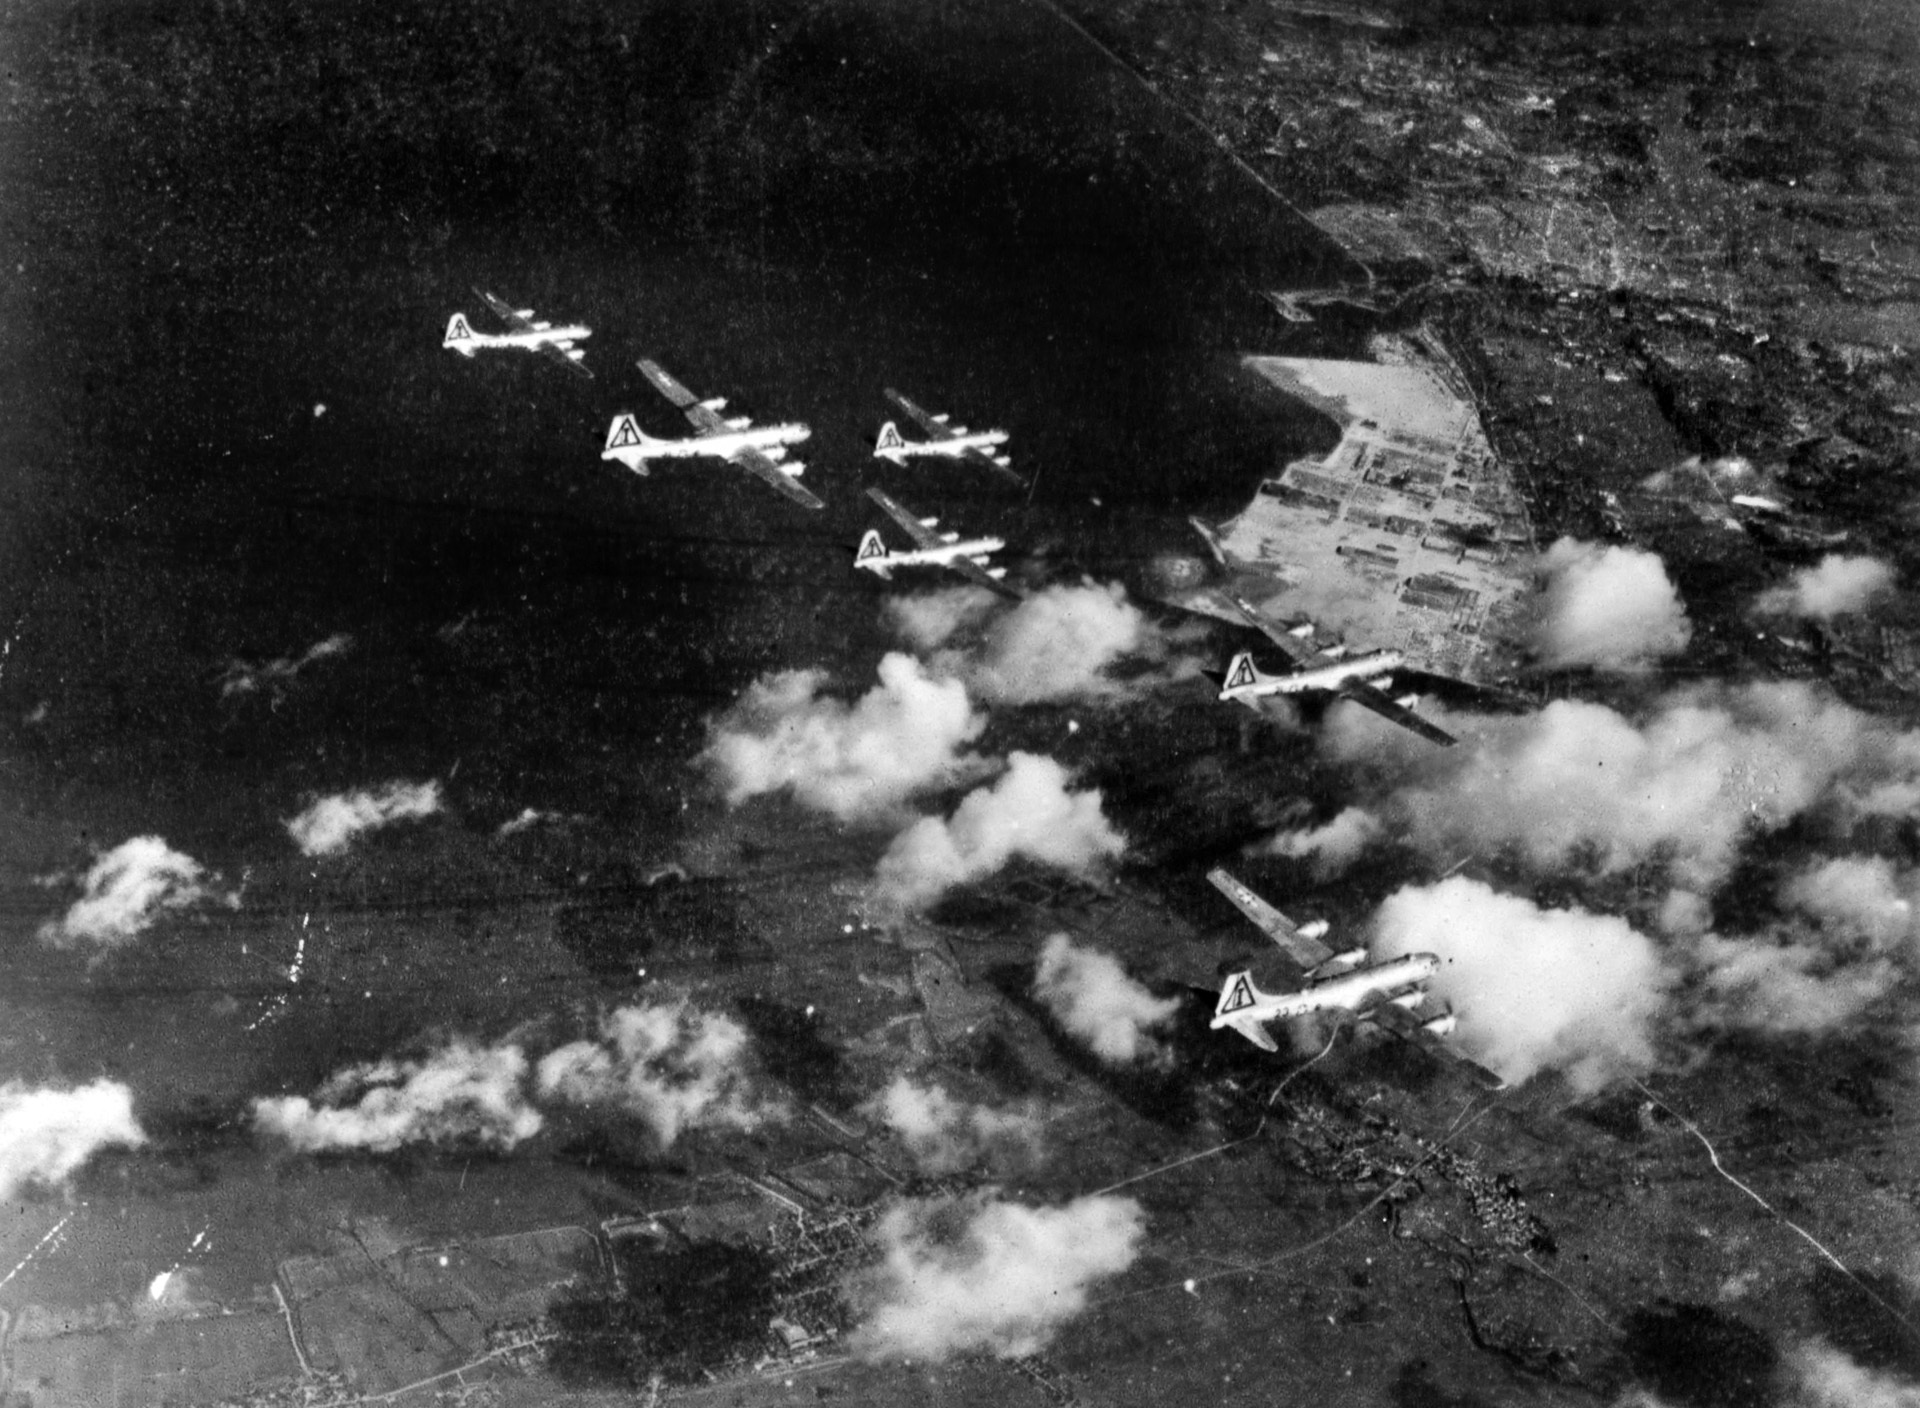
[601,413,655,470]
[443,313,477,355]
[854,530,890,574]
[1213,970,1276,1050]
[874,422,906,460]
[1220,651,1264,695]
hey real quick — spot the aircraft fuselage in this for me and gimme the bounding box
[877,428,1009,462]
[602,422,810,471]
[1210,952,1440,1030]
[1220,649,1404,703]
[468,325,591,351]
[857,536,1006,577]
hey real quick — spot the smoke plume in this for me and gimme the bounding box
[1528,538,1692,670]
[849,1192,1146,1360]
[1794,1341,1920,1408]
[883,587,1000,653]
[285,780,444,857]
[966,581,1167,705]
[873,752,1125,910]
[252,1038,542,1152]
[702,652,985,822]
[1255,807,1382,879]
[863,1075,1044,1173]
[0,1079,146,1200]
[1031,933,1178,1066]
[1371,877,1669,1094]
[1757,554,1897,621]
[38,837,218,950]
[536,1001,774,1148]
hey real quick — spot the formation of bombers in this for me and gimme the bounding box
[443,287,1486,1079]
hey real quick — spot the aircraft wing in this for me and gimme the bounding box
[637,359,728,434]
[962,444,1028,489]
[538,342,593,379]
[883,387,959,441]
[1335,679,1458,748]
[731,447,826,511]
[945,552,1024,601]
[1363,997,1507,1090]
[1206,867,1335,970]
[1226,594,1335,668]
[865,486,941,550]
[475,287,536,333]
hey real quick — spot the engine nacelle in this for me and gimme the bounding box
[1389,989,1426,1010]
[1422,1012,1458,1036]
[1298,919,1332,942]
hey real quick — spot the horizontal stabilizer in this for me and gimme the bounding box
[1226,1016,1279,1053]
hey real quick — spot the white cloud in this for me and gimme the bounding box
[0,1080,146,1200]
[536,1001,775,1148]
[1372,877,1669,1094]
[863,1076,1044,1174]
[1693,933,1901,1035]
[1528,538,1691,670]
[220,633,353,697]
[1758,555,1897,621]
[1031,933,1178,1066]
[1794,1341,1920,1408]
[1781,855,1918,947]
[1255,807,1382,879]
[285,780,443,857]
[966,581,1165,705]
[38,837,216,950]
[1331,681,1920,892]
[883,587,1000,654]
[849,1192,1146,1360]
[702,653,985,822]
[252,1039,541,1152]
[873,752,1125,911]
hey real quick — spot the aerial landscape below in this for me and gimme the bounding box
[4,0,1920,1405]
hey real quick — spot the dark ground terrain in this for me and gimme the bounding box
[3,0,1920,1405]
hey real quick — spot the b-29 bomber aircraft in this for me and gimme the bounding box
[873,388,1023,488]
[1216,594,1457,748]
[443,289,592,377]
[855,487,1021,600]
[1206,867,1502,1089]
[602,359,824,511]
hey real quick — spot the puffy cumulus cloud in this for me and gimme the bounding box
[1332,681,1920,892]
[0,1079,145,1200]
[220,632,353,698]
[1031,933,1178,1066]
[38,837,221,950]
[252,1039,541,1153]
[1782,855,1918,946]
[1372,878,1669,1094]
[1255,807,1382,879]
[1758,554,1897,621]
[873,753,1125,911]
[1528,538,1691,671]
[863,1076,1044,1174]
[701,653,985,822]
[536,1001,774,1148]
[849,1192,1146,1361]
[966,582,1167,705]
[1673,856,1915,1037]
[1794,1341,1920,1408]
[883,587,1000,654]
[1693,932,1901,1035]
[285,780,443,857]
